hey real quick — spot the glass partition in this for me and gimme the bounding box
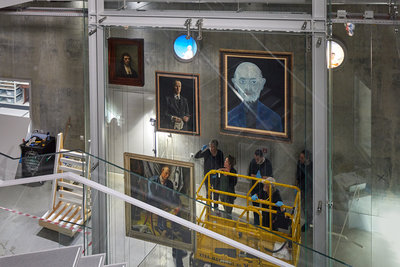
[0,150,350,266]
[0,183,87,256]
[82,153,349,266]
[328,14,400,267]
[103,1,312,14]
[0,157,87,258]
[0,1,87,151]
[105,24,318,240]
[104,24,316,253]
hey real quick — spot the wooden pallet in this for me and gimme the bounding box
[39,133,91,237]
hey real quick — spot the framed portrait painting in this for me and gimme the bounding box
[124,152,195,251]
[108,38,144,86]
[220,49,292,142]
[156,71,200,135]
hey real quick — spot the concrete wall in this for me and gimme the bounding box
[331,23,400,193]
[0,15,86,150]
[330,22,400,267]
[106,28,312,198]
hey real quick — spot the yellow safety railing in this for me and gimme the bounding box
[195,169,302,266]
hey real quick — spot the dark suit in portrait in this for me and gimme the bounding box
[228,101,283,132]
[161,79,191,131]
[164,95,190,131]
[116,52,138,78]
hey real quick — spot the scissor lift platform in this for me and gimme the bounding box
[194,170,301,266]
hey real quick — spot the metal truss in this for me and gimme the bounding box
[89,10,326,33]
[332,18,400,25]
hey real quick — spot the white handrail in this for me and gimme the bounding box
[0,172,294,267]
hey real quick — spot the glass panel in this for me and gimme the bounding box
[104,23,315,257]
[103,1,312,14]
[0,173,86,257]
[87,164,350,266]
[82,0,91,154]
[0,150,350,265]
[329,14,400,267]
[0,0,87,156]
[0,153,55,182]
[137,237,350,267]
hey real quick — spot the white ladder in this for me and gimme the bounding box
[39,132,91,236]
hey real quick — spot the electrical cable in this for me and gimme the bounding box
[263,241,288,253]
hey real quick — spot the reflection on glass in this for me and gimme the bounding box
[354,76,371,161]
[345,23,355,37]
[0,78,30,109]
[327,40,345,69]
[173,35,198,61]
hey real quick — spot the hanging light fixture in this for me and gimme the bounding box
[327,39,346,69]
[345,23,355,37]
[173,34,198,62]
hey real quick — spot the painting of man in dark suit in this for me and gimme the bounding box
[156,71,200,135]
[164,80,190,131]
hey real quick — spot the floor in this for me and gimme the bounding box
[330,192,400,267]
[0,182,83,257]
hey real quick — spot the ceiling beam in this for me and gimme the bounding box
[94,10,322,33]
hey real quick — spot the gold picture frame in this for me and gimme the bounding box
[155,71,201,135]
[108,38,144,87]
[220,49,293,142]
[124,152,195,251]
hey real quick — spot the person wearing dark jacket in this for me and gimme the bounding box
[248,149,273,225]
[254,177,283,230]
[296,149,313,232]
[195,139,224,210]
[218,155,238,219]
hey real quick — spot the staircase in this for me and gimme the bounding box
[0,246,126,267]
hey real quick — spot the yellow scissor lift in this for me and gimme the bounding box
[194,170,301,266]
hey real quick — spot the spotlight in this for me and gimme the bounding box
[345,23,355,37]
[337,10,347,19]
[363,10,374,19]
[184,19,192,39]
[196,19,203,41]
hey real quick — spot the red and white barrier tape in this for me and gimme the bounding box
[0,206,86,233]
[0,206,93,253]
[82,241,93,254]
